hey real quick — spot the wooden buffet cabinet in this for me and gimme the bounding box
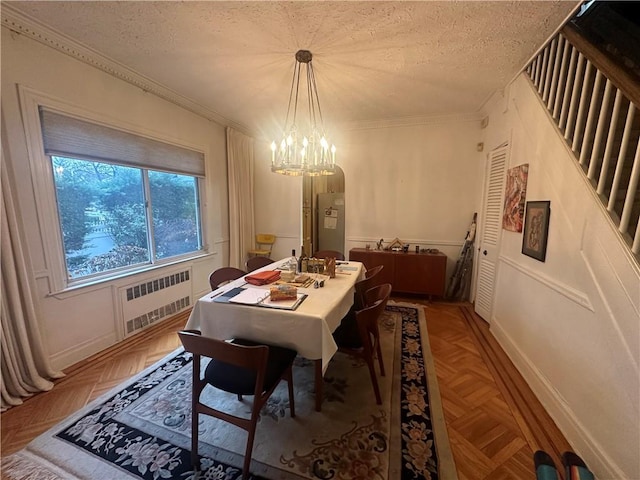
[349,248,447,297]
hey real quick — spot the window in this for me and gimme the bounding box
[41,108,205,283]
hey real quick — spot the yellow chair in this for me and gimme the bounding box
[248,234,276,258]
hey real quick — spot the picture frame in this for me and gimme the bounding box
[522,201,550,262]
[502,163,529,232]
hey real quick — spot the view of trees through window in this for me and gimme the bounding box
[52,156,202,279]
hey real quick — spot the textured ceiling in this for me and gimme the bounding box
[3,1,580,139]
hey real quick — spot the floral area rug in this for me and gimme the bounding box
[3,302,456,480]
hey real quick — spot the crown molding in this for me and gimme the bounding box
[2,4,484,136]
[1,4,251,135]
[340,111,483,131]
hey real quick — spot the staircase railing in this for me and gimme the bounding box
[524,24,640,258]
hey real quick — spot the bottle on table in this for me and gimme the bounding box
[289,249,297,273]
[298,246,308,273]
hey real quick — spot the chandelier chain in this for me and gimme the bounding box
[309,62,324,132]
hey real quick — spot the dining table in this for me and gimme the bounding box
[185,257,365,411]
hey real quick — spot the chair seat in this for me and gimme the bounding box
[248,248,271,256]
[332,308,363,349]
[204,339,297,395]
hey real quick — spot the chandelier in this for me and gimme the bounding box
[270,50,336,176]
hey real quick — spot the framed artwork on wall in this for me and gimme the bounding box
[502,163,529,232]
[522,200,550,262]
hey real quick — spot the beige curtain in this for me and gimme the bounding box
[1,151,63,411]
[226,127,255,269]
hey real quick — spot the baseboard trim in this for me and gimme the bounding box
[460,305,572,477]
[56,310,190,376]
[50,333,118,372]
[491,315,628,480]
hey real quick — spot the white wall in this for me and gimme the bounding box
[482,75,640,479]
[254,118,486,279]
[1,29,229,369]
[253,139,303,260]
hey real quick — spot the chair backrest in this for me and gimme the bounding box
[362,283,392,310]
[178,330,268,396]
[209,267,246,290]
[178,330,267,371]
[255,233,276,246]
[246,256,274,272]
[354,265,384,309]
[249,234,276,257]
[364,264,384,280]
[314,250,345,261]
[255,234,276,253]
[355,283,392,351]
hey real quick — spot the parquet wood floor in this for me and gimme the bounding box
[1,301,570,479]
[414,299,571,480]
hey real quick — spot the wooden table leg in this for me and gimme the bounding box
[315,359,323,412]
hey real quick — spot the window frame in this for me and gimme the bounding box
[51,155,206,284]
[18,85,210,294]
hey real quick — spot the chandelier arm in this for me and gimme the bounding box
[306,63,316,130]
[283,64,297,132]
[283,59,299,130]
[308,62,325,134]
[293,61,303,127]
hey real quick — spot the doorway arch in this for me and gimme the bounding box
[302,166,345,257]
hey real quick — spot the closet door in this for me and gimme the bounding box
[474,144,508,322]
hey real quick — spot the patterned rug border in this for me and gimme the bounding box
[388,300,457,479]
[3,302,457,480]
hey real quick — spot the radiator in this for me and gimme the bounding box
[119,269,191,337]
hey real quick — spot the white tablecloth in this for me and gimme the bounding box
[185,258,364,373]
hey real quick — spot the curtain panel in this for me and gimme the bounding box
[1,153,63,411]
[226,128,255,269]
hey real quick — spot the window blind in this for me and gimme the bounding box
[39,108,205,177]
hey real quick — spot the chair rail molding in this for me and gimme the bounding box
[347,236,464,248]
[499,255,594,311]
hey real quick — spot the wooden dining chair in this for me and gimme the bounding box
[332,283,392,405]
[334,264,383,339]
[178,330,296,480]
[313,249,345,261]
[209,267,246,290]
[245,256,273,272]
[354,264,384,310]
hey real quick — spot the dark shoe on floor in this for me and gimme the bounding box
[534,450,559,480]
[562,451,595,480]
